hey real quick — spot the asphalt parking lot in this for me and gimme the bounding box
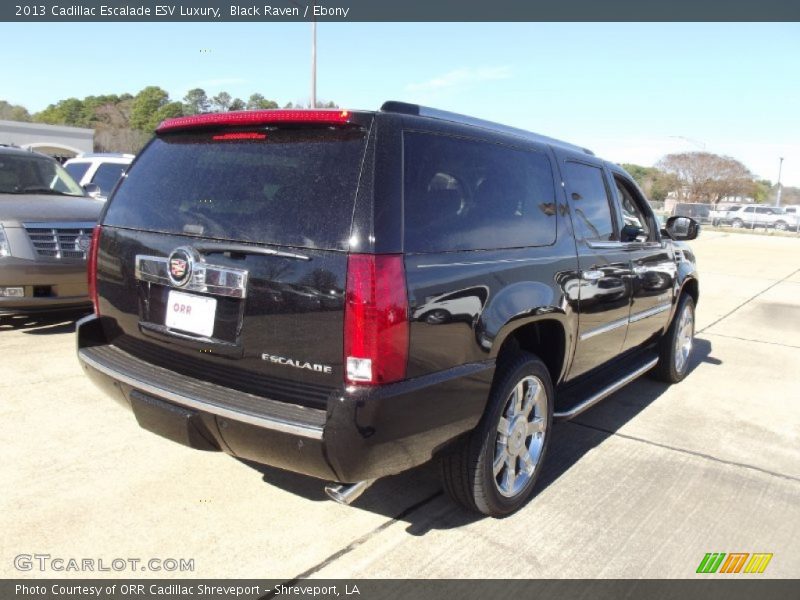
[2,232,799,579]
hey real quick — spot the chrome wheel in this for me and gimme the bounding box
[493,376,547,498]
[425,309,449,324]
[673,303,694,374]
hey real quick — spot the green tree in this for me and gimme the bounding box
[183,88,210,115]
[152,102,184,128]
[129,86,171,131]
[752,179,773,204]
[246,93,278,110]
[229,98,246,111]
[34,97,86,126]
[284,100,340,109]
[211,91,232,112]
[0,100,32,122]
[620,163,679,203]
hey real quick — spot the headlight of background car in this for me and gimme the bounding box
[0,225,10,257]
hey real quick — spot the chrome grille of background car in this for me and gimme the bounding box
[23,222,96,260]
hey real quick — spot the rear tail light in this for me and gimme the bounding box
[344,254,409,385]
[87,224,102,315]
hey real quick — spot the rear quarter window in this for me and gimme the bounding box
[91,162,127,196]
[65,162,90,182]
[403,131,557,253]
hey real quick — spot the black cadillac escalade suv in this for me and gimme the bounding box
[77,102,699,517]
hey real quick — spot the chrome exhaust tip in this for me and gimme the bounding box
[324,480,375,505]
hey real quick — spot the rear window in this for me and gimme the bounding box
[104,128,367,250]
[403,132,557,253]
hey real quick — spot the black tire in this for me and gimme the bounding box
[774,220,788,231]
[651,294,695,383]
[440,352,553,517]
[731,219,743,229]
[423,309,450,324]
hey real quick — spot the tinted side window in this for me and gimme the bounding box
[91,163,127,196]
[65,162,90,182]
[614,175,652,242]
[563,162,616,242]
[403,132,557,253]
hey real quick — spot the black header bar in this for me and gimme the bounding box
[3,579,800,600]
[3,0,800,22]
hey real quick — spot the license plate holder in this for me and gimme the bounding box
[165,290,217,337]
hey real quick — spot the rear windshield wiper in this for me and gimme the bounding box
[194,243,311,261]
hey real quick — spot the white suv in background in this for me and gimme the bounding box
[64,153,133,200]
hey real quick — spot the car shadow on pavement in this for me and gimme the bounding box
[240,338,719,535]
[520,337,718,499]
[0,310,89,335]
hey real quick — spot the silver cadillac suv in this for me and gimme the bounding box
[0,145,103,316]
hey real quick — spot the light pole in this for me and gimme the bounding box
[776,157,784,207]
[310,16,317,108]
[288,0,317,108]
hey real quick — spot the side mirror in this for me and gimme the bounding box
[663,216,700,241]
[83,182,102,198]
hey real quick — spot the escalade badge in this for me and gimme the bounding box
[168,248,193,286]
[261,353,333,375]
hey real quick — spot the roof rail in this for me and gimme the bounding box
[380,101,594,156]
[75,152,135,159]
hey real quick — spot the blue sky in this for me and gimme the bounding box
[3,22,799,185]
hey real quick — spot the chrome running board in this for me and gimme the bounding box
[553,357,658,421]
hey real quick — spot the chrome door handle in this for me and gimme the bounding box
[582,270,604,281]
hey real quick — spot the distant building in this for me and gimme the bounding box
[0,120,93,162]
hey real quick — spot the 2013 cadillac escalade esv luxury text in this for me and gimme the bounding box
[76,103,699,516]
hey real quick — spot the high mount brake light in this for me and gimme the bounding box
[211,132,267,141]
[157,109,352,133]
[344,254,409,386]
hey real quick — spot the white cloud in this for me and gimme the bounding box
[405,66,512,93]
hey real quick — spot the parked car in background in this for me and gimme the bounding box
[0,145,103,316]
[710,205,740,226]
[64,153,133,200]
[713,205,798,230]
[671,202,711,223]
